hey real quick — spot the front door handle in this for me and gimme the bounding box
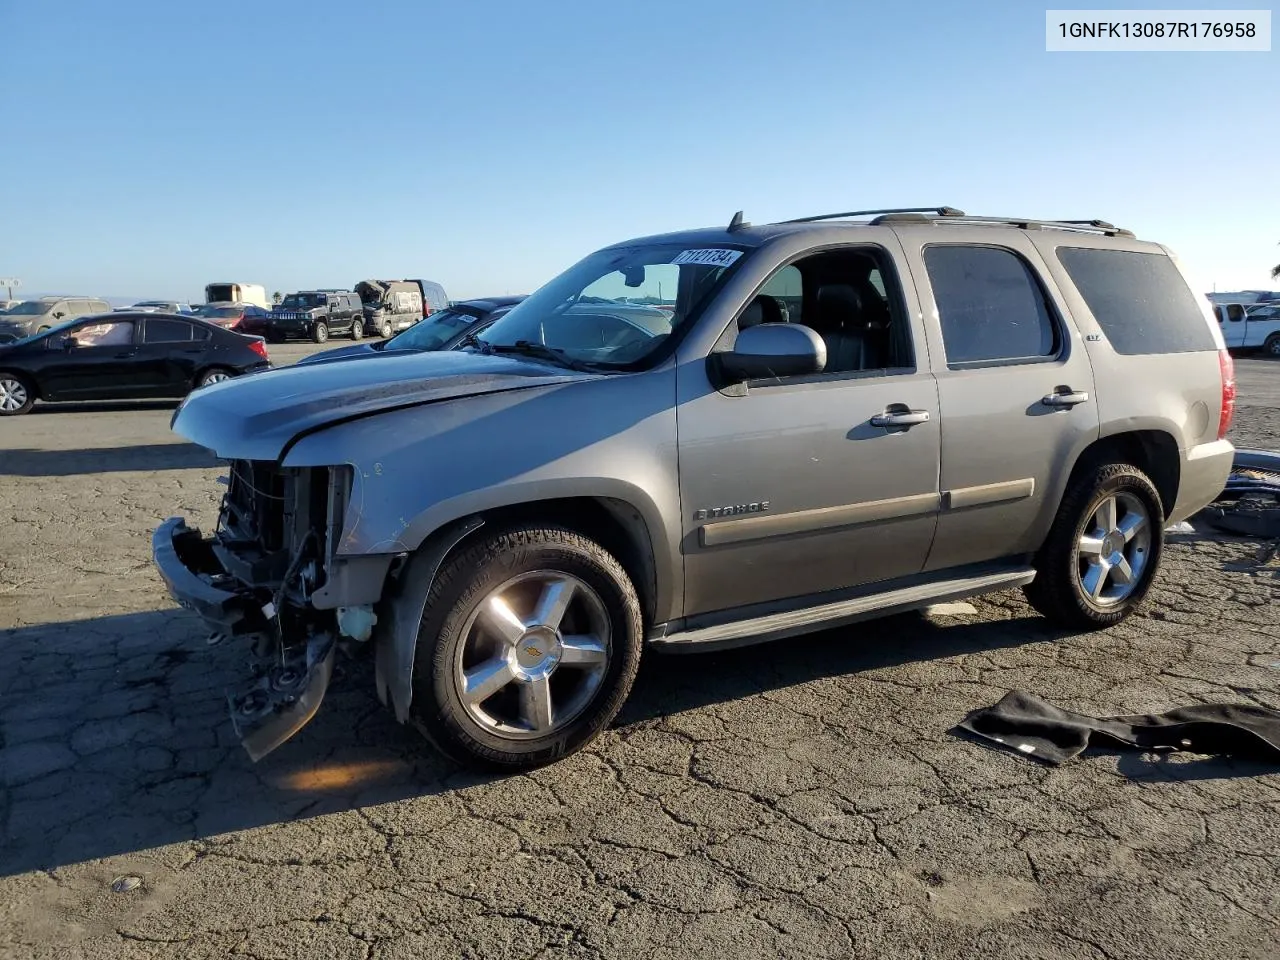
[870,408,931,428]
[1041,389,1090,408]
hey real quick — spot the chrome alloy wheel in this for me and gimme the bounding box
[0,377,28,412]
[202,371,231,386]
[1077,491,1151,606]
[454,571,611,738]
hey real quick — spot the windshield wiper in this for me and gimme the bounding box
[486,340,601,372]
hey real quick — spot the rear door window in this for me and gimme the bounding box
[923,245,1060,365]
[143,319,194,342]
[1056,247,1217,355]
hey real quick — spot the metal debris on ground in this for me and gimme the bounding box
[1193,448,1280,540]
[110,876,142,893]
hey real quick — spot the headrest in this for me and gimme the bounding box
[816,284,863,317]
[739,295,784,329]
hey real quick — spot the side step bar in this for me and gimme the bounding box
[651,566,1036,653]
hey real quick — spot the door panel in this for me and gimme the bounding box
[676,371,941,617]
[896,230,1100,571]
[38,320,140,398]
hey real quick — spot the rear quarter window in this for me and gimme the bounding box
[1056,247,1217,355]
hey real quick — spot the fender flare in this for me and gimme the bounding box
[374,515,484,723]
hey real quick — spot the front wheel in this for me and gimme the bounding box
[409,526,643,770]
[311,321,329,344]
[379,321,392,338]
[0,372,34,416]
[350,318,364,340]
[1023,463,1165,629]
[1264,333,1280,358]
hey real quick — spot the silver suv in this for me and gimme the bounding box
[0,296,112,341]
[153,206,1236,769]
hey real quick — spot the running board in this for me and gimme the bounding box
[651,566,1037,653]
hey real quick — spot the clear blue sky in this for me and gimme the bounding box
[1,0,1275,302]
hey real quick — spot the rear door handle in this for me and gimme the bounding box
[870,408,931,428]
[1041,390,1090,408]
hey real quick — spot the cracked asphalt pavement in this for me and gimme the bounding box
[2,347,1278,960]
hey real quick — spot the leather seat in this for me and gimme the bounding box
[813,284,881,371]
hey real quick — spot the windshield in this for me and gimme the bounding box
[4,301,52,316]
[473,243,743,367]
[386,307,481,350]
[281,294,321,309]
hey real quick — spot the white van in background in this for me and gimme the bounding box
[204,282,270,309]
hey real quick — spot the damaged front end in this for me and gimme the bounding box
[153,460,393,760]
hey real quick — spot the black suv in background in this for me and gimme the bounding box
[266,290,364,343]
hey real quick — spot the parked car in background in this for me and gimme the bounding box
[121,300,195,314]
[355,280,424,336]
[1215,302,1280,356]
[1207,290,1280,306]
[0,312,270,416]
[205,282,270,310]
[410,279,449,316]
[296,296,526,366]
[265,290,365,343]
[194,302,274,333]
[0,297,113,342]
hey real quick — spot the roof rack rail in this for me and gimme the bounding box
[780,206,965,224]
[869,212,1135,238]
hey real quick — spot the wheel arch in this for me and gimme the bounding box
[0,367,41,401]
[374,493,667,725]
[1060,428,1181,522]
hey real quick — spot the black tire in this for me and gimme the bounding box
[1023,463,1165,630]
[311,321,329,344]
[1265,333,1280,358]
[409,525,643,770]
[0,371,35,416]
[266,330,285,344]
[350,318,364,340]
[196,367,235,389]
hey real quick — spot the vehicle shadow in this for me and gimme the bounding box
[0,605,1056,876]
[31,400,180,415]
[0,444,221,476]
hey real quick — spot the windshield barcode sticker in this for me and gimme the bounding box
[671,248,743,268]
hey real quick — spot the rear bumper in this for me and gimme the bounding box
[1170,439,1234,523]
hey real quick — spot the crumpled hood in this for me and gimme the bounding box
[171,350,599,461]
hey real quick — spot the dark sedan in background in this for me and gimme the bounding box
[194,302,274,333]
[0,312,271,416]
[296,296,526,367]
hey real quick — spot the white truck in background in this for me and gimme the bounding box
[204,282,270,310]
[1214,301,1280,356]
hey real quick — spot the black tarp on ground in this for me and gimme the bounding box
[955,690,1280,766]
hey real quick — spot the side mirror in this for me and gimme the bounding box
[716,323,826,383]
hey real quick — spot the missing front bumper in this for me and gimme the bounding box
[152,516,338,761]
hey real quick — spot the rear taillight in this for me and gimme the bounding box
[249,339,269,360]
[1218,348,1236,439]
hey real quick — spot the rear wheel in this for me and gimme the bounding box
[197,367,234,389]
[0,372,34,416]
[36,326,50,334]
[350,318,364,340]
[1264,333,1280,358]
[311,321,329,344]
[1024,463,1164,629]
[409,526,643,770]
